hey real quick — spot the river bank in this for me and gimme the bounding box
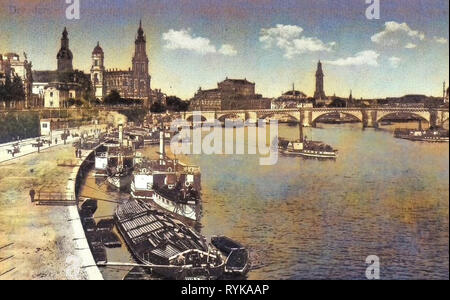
[0,138,102,279]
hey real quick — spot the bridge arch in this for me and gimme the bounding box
[217,113,246,123]
[258,112,300,122]
[311,111,363,125]
[186,114,207,122]
[376,111,430,124]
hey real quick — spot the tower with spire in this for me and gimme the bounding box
[132,20,151,106]
[94,21,153,106]
[348,89,353,107]
[314,60,326,100]
[57,27,73,73]
[91,42,105,99]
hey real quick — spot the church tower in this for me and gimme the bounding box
[91,42,105,99]
[132,20,151,107]
[314,60,326,100]
[57,27,73,73]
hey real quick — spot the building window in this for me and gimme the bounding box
[95,60,98,66]
[50,92,53,97]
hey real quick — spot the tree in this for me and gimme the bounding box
[328,97,347,108]
[150,102,166,113]
[165,96,189,112]
[68,98,83,107]
[104,90,122,106]
[0,75,25,108]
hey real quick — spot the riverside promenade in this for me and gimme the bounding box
[0,125,105,280]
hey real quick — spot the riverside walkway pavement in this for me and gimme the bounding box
[0,124,106,280]
[0,124,105,163]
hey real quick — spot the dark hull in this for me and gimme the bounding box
[211,236,250,276]
[114,215,224,280]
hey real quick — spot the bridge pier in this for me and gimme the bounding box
[302,111,312,127]
[435,110,450,128]
[363,110,378,128]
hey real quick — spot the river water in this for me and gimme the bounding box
[79,122,449,280]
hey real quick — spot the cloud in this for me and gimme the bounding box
[434,36,448,44]
[371,21,425,47]
[404,43,417,49]
[218,44,237,56]
[324,50,380,67]
[162,29,237,56]
[260,24,335,59]
[389,56,402,68]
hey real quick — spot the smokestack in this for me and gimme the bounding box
[119,124,123,146]
[159,130,165,160]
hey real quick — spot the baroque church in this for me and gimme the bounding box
[91,21,152,107]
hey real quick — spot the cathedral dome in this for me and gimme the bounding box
[92,42,104,55]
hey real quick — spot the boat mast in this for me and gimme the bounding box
[159,118,166,161]
[118,124,124,170]
[298,117,304,142]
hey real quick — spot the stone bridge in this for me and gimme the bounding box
[181,107,449,128]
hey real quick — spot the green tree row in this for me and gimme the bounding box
[0,112,40,143]
[150,96,190,113]
[103,90,143,106]
[0,75,25,107]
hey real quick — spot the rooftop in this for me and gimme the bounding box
[221,77,254,85]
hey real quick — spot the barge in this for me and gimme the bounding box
[114,200,225,280]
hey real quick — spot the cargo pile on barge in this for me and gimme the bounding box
[114,200,225,280]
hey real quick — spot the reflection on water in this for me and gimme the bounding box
[79,122,449,280]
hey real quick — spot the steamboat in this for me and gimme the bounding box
[279,123,338,159]
[130,130,202,222]
[394,122,449,143]
[94,124,135,190]
[114,200,225,280]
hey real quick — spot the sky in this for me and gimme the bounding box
[0,0,449,99]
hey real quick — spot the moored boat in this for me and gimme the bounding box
[394,125,449,143]
[114,200,225,280]
[211,236,250,276]
[95,125,136,189]
[131,130,202,222]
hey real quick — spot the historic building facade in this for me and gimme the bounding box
[271,84,313,109]
[0,52,33,107]
[190,78,271,111]
[33,27,85,108]
[91,21,152,107]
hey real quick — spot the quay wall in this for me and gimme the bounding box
[67,149,103,280]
